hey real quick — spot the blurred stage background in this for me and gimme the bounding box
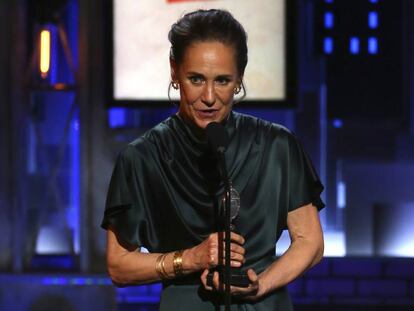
[1,0,414,310]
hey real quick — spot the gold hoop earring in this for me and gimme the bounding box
[172,81,179,90]
[234,85,241,95]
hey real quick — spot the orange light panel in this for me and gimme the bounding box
[40,30,51,78]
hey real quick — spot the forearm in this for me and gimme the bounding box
[108,251,161,285]
[106,229,246,286]
[258,237,323,294]
[107,248,201,286]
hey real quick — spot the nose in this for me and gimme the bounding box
[201,82,216,106]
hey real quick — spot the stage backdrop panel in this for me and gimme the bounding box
[112,0,293,105]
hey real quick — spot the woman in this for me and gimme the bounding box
[102,9,324,310]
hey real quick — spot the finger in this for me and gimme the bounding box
[201,269,214,291]
[218,251,244,262]
[231,260,242,267]
[217,258,242,267]
[230,282,259,297]
[230,283,258,297]
[220,242,245,255]
[230,243,245,255]
[230,250,245,261]
[230,232,245,245]
[247,269,258,284]
[218,255,244,267]
[213,271,222,292]
[230,269,259,297]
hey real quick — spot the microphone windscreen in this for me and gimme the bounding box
[206,122,230,153]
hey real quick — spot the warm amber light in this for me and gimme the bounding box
[39,30,51,78]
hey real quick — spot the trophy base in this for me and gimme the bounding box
[206,266,250,288]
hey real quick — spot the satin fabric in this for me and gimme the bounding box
[101,111,324,310]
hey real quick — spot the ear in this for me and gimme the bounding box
[170,58,178,81]
[237,75,244,88]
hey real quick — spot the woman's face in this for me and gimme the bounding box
[171,41,242,129]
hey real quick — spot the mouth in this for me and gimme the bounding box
[195,108,219,119]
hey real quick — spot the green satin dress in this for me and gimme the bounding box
[101,112,324,310]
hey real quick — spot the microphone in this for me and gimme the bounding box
[206,122,230,182]
[206,122,230,155]
[205,122,250,292]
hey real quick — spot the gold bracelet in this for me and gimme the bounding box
[161,253,172,279]
[173,250,184,277]
[155,254,166,280]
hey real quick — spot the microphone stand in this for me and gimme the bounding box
[216,149,231,311]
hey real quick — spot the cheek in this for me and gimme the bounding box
[217,89,235,104]
[181,85,201,104]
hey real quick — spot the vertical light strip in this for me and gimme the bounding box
[319,83,328,227]
[350,37,360,54]
[39,30,51,78]
[324,12,334,29]
[337,182,347,209]
[324,37,334,54]
[70,112,80,254]
[368,11,378,29]
[368,37,378,54]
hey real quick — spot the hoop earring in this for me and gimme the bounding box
[233,82,246,104]
[234,85,241,95]
[172,81,179,90]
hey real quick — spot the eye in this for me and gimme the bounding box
[188,76,204,85]
[215,77,231,85]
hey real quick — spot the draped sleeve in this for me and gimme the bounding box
[101,144,148,248]
[286,132,325,212]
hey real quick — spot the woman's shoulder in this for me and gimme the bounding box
[126,116,174,147]
[117,116,177,161]
[233,111,293,139]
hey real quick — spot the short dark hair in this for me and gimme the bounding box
[168,9,248,76]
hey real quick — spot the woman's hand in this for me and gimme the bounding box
[183,232,245,272]
[200,268,267,301]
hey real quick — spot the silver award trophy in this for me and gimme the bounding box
[206,183,249,288]
[222,183,240,232]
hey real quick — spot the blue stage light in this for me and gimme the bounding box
[69,113,80,254]
[368,37,378,54]
[369,0,378,3]
[333,119,343,128]
[324,12,334,29]
[368,11,378,29]
[350,37,360,54]
[324,37,333,54]
[109,107,127,128]
[325,0,334,3]
[42,276,112,286]
[337,181,346,209]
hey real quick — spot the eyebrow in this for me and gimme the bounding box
[186,72,234,79]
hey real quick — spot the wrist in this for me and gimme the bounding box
[181,248,197,273]
[256,273,271,298]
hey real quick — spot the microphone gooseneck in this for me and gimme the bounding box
[206,122,230,155]
[206,121,232,310]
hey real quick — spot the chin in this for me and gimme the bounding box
[194,119,211,129]
[195,115,229,129]
[198,116,228,129]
